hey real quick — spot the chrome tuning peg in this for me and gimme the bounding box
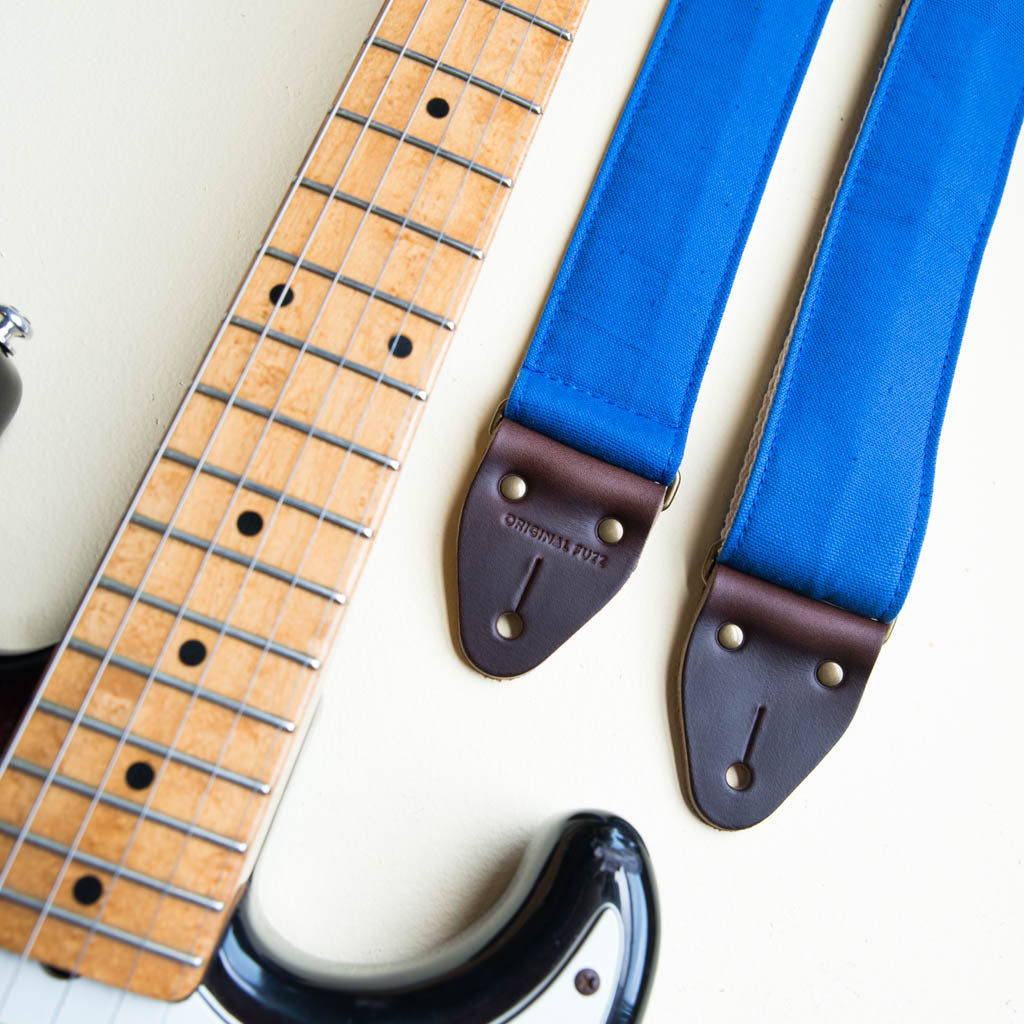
[0,305,31,436]
[0,305,32,358]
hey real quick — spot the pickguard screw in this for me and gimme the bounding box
[575,968,601,995]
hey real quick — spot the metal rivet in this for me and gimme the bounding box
[816,660,844,687]
[499,474,527,501]
[717,623,744,651]
[574,968,600,995]
[662,471,681,510]
[597,517,624,544]
[489,400,507,435]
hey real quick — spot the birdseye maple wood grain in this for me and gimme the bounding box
[0,0,586,1002]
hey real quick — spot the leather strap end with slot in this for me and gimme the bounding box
[678,564,887,830]
[457,419,665,678]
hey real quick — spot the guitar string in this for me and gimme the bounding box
[11,0,507,1011]
[3,0,575,1015]
[3,0,577,1004]
[114,2,575,1016]
[29,0,483,1010]
[106,0,563,1007]
[240,0,581,797]
[0,0,410,920]
[2,0,430,1006]
[103,0,569,1014]
[20,0,576,1011]
[0,0,437,1010]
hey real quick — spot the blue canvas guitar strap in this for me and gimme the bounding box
[457,0,835,677]
[679,0,1024,828]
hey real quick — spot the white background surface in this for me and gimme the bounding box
[1,1,1022,1020]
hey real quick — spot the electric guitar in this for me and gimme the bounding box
[0,1,658,1019]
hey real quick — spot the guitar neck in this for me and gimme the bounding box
[0,0,585,1001]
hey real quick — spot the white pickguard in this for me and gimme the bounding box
[3,1,1023,1021]
[0,908,623,1024]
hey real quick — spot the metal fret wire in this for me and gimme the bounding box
[21,0,564,1011]
[121,0,575,1008]
[32,0,481,1006]
[0,4,577,1015]
[128,0,557,990]
[0,0,436,1009]
[116,0,573,1010]
[133,0,576,1012]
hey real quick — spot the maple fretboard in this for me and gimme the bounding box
[0,0,586,1000]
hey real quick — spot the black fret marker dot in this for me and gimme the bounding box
[426,97,450,119]
[179,639,207,667]
[125,761,155,791]
[42,964,76,981]
[237,510,264,536]
[388,333,413,358]
[73,875,103,906]
[269,284,294,307]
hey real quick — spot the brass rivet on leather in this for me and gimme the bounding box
[717,623,744,651]
[816,660,844,687]
[499,474,527,501]
[597,517,624,544]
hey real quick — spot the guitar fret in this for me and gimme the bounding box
[9,758,247,853]
[0,821,224,912]
[298,178,484,260]
[67,639,296,733]
[0,0,588,998]
[130,513,345,605]
[97,577,321,670]
[335,109,514,187]
[37,701,272,796]
[475,0,573,40]
[306,121,506,253]
[370,37,544,115]
[229,315,428,400]
[194,382,399,471]
[0,887,203,967]
[162,449,373,539]
[264,246,456,330]
[377,1,576,107]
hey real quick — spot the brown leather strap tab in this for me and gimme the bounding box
[678,564,887,830]
[457,419,665,678]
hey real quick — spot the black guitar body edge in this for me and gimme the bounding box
[0,650,659,1023]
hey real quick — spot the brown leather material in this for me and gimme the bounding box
[678,564,887,830]
[457,418,665,678]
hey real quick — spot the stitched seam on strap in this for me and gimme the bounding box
[881,81,1024,621]
[517,365,681,429]
[719,0,913,550]
[516,0,684,412]
[730,0,923,563]
[672,0,834,481]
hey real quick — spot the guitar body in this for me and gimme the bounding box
[0,0,666,1017]
[0,652,657,1023]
